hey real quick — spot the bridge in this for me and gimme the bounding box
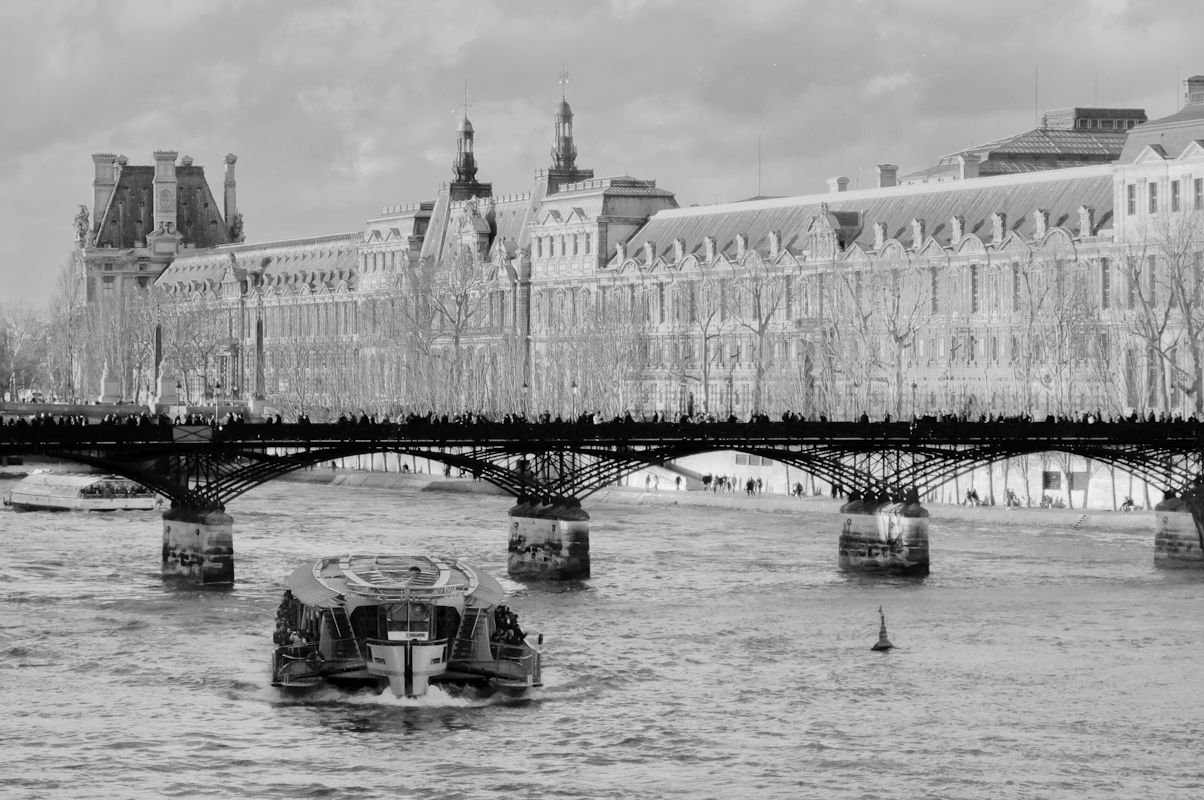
[3,418,1202,582]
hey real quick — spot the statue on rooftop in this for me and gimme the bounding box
[73,204,90,244]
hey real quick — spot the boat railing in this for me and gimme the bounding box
[272,642,323,683]
[341,583,467,601]
[488,642,541,686]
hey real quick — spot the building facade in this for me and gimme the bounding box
[80,76,1204,421]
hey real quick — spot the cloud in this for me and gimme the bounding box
[2,0,1203,304]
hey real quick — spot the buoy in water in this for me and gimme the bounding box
[872,605,894,651]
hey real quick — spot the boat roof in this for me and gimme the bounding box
[16,472,138,489]
[287,554,505,608]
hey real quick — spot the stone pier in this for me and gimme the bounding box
[162,507,235,584]
[1154,491,1204,568]
[507,499,590,580]
[838,493,930,576]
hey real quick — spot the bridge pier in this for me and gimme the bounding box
[838,493,930,577]
[162,507,235,585]
[507,498,590,580]
[1154,490,1204,568]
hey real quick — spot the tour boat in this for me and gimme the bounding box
[2,471,159,512]
[270,554,542,698]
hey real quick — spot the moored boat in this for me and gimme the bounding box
[270,554,543,698]
[2,471,159,512]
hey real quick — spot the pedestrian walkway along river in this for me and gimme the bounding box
[1,480,1200,799]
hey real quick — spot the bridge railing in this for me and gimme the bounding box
[3,419,1204,449]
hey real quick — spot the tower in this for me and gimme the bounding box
[551,98,577,171]
[452,115,478,184]
[543,73,593,194]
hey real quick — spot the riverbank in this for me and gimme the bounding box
[276,468,1153,531]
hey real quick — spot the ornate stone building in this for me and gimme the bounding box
[83,76,1204,420]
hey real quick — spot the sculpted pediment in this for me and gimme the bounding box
[996,231,1031,254]
[842,243,870,264]
[916,237,949,260]
[955,234,986,255]
[878,239,909,261]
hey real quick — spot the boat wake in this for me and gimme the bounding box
[262,683,517,708]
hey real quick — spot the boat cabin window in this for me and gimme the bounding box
[386,602,431,641]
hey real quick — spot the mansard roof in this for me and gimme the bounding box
[156,232,360,287]
[1119,101,1204,163]
[552,175,676,199]
[904,129,1131,186]
[94,165,231,250]
[616,165,1114,266]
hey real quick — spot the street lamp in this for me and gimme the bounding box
[215,381,222,422]
[571,380,578,420]
[521,381,529,419]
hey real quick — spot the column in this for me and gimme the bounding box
[507,498,590,580]
[1154,491,1204,567]
[838,491,930,576]
[162,507,235,584]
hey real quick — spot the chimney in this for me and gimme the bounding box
[224,154,238,235]
[1033,208,1049,240]
[992,212,1007,245]
[873,222,887,251]
[1186,75,1204,106]
[1078,205,1095,237]
[673,237,686,263]
[92,153,118,225]
[950,215,965,242]
[704,235,717,262]
[876,164,898,188]
[152,150,179,233]
[643,241,656,265]
[958,153,980,180]
[769,230,782,258]
[827,176,850,193]
[735,233,748,259]
[911,218,926,248]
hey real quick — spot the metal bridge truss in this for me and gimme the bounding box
[3,422,1201,509]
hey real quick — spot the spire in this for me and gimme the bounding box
[551,68,577,171]
[452,80,478,183]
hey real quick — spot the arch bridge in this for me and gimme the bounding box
[3,419,1201,582]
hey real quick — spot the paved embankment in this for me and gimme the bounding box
[276,469,1153,531]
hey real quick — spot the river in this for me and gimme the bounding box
[1,480,1201,799]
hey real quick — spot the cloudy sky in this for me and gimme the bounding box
[2,0,1200,305]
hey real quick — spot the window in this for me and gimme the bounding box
[537,238,543,258]
[658,284,666,323]
[970,264,980,314]
[585,233,591,254]
[1100,258,1110,310]
[785,276,793,318]
[990,335,998,362]
[930,268,939,313]
[1127,184,1136,216]
[1149,182,1158,214]
[1196,178,1203,210]
[1012,264,1021,312]
[1172,180,1181,212]
[573,235,579,256]
[102,275,115,300]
